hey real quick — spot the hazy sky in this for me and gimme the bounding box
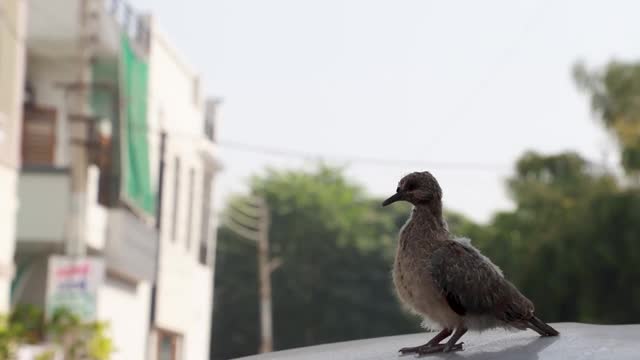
[133,0,640,222]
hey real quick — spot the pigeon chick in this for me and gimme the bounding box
[382,171,558,355]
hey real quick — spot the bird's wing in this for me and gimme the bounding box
[430,241,534,322]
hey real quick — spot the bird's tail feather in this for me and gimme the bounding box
[527,316,559,337]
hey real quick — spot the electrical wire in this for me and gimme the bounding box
[218,140,511,171]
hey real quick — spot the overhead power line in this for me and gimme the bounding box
[54,85,512,172]
[54,80,510,172]
[218,140,512,172]
[70,117,512,172]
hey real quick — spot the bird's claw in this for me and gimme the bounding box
[399,345,429,354]
[418,342,463,355]
[399,342,464,356]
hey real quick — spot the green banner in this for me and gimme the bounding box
[120,35,155,214]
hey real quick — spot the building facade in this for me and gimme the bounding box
[0,0,27,314]
[11,0,220,359]
[14,1,157,359]
[146,18,221,360]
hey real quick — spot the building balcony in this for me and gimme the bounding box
[15,166,157,283]
[14,168,68,250]
[104,208,157,283]
[27,0,149,59]
[15,167,103,251]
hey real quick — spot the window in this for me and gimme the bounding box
[171,157,181,242]
[199,171,213,265]
[185,168,195,250]
[21,106,57,166]
[157,329,181,360]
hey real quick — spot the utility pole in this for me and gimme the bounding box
[256,200,273,353]
[65,0,96,258]
[225,196,279,353]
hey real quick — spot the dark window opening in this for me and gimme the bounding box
[171,157,181,242]
[186,168,195,250]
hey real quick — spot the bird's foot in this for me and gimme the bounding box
[416,342,463,355]
[399,342,464,356]
[399,344,432,355]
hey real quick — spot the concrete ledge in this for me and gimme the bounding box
[238,323,639,360]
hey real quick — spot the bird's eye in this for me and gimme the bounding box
[396,186,401,193]
[406,183,416,191]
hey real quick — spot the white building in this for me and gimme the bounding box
[13,1,220,359]
[146,17,220,360]
[0,0,27,314]
[15,1,156,359]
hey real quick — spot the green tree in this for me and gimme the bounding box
[211,165,419,359]
[574,61,640,175]
[499,151,617,321]
[473,150,640,324]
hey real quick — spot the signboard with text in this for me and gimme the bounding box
[45,256,105,322]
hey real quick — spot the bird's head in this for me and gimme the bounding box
[382,171,442,207]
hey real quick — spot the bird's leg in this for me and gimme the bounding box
[398,328,452,354]
[442,327,467,353]
[425,328,453,346]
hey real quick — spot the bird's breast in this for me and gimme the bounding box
[392,247,461,329]
[393,249,434,309]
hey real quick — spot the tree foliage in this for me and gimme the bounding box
[211,166,418,359]
[0,305,114,360]
[467,151,631,323]
[574,61,640,174]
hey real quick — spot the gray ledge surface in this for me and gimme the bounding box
[237,323,639,360]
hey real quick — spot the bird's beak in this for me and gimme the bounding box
[382,192,403,207]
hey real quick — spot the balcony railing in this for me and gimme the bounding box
[107,0,150,53]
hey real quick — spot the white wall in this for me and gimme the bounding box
[0,167,18,312]
[97,274,151,360]
[0,0,27,314]
[15,171,70,244]
[184,265,213,360]
[147,20,214,359]
[86,165,107,251]
[153,141,213,359]
[0,0,26,169]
